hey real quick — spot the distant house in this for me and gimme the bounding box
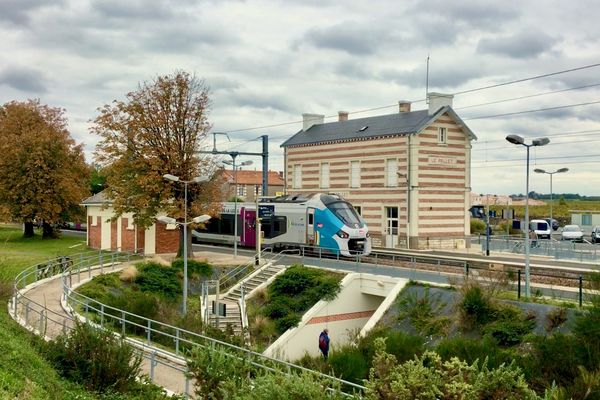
[219,169,284,202]
[570,210,600,231]
[81,191,179,255]
[281,93,477,249]
[470,193,513,206]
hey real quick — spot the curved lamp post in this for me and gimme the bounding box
[533,167,569,228]
[505,135,550,298]
[161,173,210,315]
[223,158,253,257]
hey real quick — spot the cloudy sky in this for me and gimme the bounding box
[1,0,600,196]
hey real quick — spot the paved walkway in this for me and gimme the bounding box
[12,251,253,397]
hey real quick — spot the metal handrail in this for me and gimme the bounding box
[56,251,366,394]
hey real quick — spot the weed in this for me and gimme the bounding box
[546,308,568,332]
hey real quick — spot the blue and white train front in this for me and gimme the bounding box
[311,194,372,257]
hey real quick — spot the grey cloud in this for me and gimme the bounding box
[223,91,297,113]
[477,30,558,59]
[0,67,47,93]
[302,22,389,55]
[334,61,373,80]
[91,0,177,20]
[378,63,484,90]
[0,0,64,26]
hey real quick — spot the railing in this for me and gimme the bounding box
[57,251,366,396]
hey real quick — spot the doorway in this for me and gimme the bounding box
[384,206,399,248]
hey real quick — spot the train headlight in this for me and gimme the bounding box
[366,232,370,238]
[336,230,349,239]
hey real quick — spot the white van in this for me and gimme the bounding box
[529,219,551,239]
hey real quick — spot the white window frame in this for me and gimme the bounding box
[385,158,398,187]
[293,164,302,189]
[350,161,360,188]
[438,127,447,144]
[237,185,246,197]
[320,162,330,189]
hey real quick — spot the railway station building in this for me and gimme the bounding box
[281,93,477,250]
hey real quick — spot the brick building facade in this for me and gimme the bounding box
[82,192,179,255]
[281,93,476,249]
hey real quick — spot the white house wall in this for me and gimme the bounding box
[263,273,400,361]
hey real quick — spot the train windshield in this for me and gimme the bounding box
[326,201,363,228]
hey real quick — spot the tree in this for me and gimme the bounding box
[92,71,222,257]
[0,100,90,238]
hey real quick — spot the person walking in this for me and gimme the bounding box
[318,328,330,359]
[529,229,538,248]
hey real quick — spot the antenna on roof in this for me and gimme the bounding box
[425,54,430,104]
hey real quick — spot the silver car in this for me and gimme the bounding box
[562,225,584,242]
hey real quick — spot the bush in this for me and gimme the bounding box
[134,262,181,298]
[435,336,514,370]
[327,346,369,384]
[359,328,424,365]
[459,282,495,328]
[471,219,486,234]
[483,319,536,346]
[171,258,213,278]
[397,287,450,337]
[44,322,141,393]
[546,307,568,332]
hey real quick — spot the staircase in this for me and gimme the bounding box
[207,263,287,334]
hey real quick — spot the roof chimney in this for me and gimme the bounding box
[427,92,454,115]
[398,101,411,113]
[302,113,325,131]
[338,111,349,121]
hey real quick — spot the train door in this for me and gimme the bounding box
[385,206,399,248]
[306,208,315,245]
[241,208,256,247]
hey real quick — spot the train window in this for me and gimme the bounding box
[326,201,364,228]
[220,214,235,235]
[308,213,314,225]
[262,216,287,239]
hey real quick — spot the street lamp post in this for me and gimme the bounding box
[505,135,550,298]
[534,168,569,227]
[162,173,210,315]
[223,158,253,257]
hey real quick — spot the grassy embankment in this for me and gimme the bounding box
[0,224,102,399]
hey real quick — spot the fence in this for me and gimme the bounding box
[12,249,366,398]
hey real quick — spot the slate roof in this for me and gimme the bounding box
[80,191,111,206]
[281,106,476,147]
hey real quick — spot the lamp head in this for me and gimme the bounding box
[163,174,180,182]
[240,160,253,167]
[557,167,569,173]
[157,216,177,225]
[532,137,550,146]
[193,175,210,183]
[534,168,546,174]
[505,134,524,145]
[192,214,211,224]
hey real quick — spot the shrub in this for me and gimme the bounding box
[397,287,450,337]
[44,321,141,393]
[187,344,258,400]
[435,336,514,370]
[327,346,369,384]
[171,258,213,278]
[483,319,536,346]
[459,281,495,328]
[134,262,181,298]
[471,219,486,234]
[359,328,424,365]
[366,338,539,400]
[546,307,568,332]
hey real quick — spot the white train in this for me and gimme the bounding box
[192,193,371,256]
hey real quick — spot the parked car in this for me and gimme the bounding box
[592,226,600,244]
[561,225,584,241]
[544,218,560,231]
[530,219,551,239]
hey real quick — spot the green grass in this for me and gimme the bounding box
[0,223,87,278]
[0,223,104,399]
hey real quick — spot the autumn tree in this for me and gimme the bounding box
[92,71,222,257]
[0,100,90,238]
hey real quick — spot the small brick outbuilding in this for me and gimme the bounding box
[81,192,179,255]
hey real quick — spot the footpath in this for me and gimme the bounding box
[11,251,253,397]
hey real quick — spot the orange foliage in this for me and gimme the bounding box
[92,71,223,232]
[0,100,90,226]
